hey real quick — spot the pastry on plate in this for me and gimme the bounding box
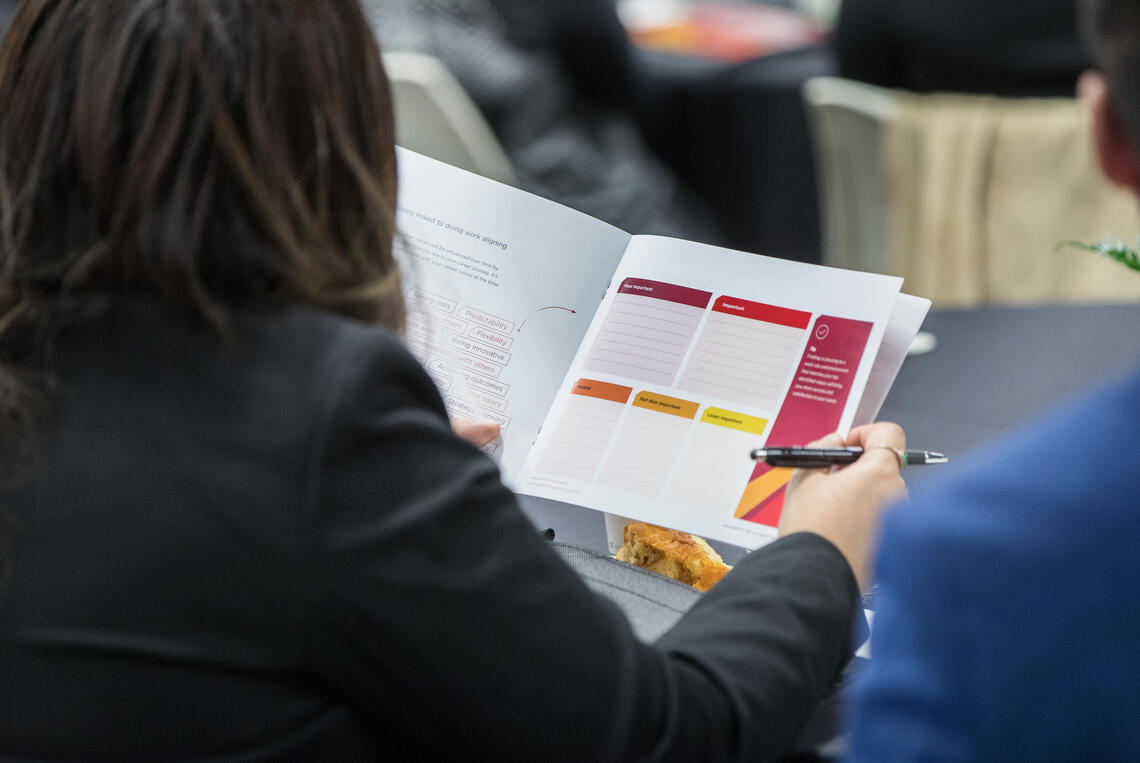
[615,522,732,592]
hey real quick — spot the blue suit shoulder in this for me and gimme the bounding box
[889,365,1140,548]
[848,366,1140,761]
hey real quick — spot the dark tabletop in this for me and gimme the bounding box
[878,302,1140,493]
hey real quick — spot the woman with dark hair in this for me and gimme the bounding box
[0,1,905,759]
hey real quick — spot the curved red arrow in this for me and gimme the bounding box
[517,306,576,333]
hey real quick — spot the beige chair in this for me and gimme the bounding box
[803,76,897,274]
[383,51,517,186]
[803,75,1140,306]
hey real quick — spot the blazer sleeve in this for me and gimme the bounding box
[844,505,987,761]
[299,327,862,762]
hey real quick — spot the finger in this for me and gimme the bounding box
[804,431,845,448]
[787,431,846,492]
[836,422,907,477]
[451,419,501,448]
[779,430,854,489]
[846,421,906,451]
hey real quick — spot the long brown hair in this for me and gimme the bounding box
[0,0,406,582]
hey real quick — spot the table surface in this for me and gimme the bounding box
[518,302,1140,560]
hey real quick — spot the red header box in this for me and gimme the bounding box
[712,296,811,329]
[618,278,712,309]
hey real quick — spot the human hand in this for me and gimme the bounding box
[451,418,501,448]
[778,422,908,592]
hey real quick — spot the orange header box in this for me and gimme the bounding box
[571,378,633,404]
[632,391,700,420]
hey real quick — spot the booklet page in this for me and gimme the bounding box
[393,149,631,480]
[515,235,904,549]
[852,293,932,426]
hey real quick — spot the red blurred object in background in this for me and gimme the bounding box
[624,3,828,61]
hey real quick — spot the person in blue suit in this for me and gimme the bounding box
[843,1,1140,757]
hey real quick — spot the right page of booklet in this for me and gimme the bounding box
[852,293,932,426]
[514,235,907,550]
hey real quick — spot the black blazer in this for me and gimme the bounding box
[0,298,860,761]
[835,0,1091,97]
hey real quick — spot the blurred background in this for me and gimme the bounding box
[360,0,1140,308]
[2,0,1139,475]
[369,0,839,262]
[2,0,1127,305]
[358,0,1140,503]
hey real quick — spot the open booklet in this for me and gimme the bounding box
[394,149,929,549]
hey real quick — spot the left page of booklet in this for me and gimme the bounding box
[392,149,632,482]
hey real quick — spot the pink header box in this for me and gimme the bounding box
[617,278,713,309]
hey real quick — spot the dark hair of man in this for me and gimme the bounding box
[1080,0,1140,147]
[0,0,406,586]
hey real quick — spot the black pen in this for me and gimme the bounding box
[750,446,948,468]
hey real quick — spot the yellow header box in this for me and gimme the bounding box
[700,407,768,435]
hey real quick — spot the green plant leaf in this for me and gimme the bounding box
[1055,238,1140,274]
